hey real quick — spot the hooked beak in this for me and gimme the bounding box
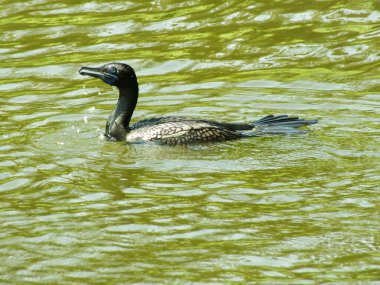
[79,66,118,85]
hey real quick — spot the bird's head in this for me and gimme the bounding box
[79,62,138,89]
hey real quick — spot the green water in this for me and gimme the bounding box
[1,1,379,284]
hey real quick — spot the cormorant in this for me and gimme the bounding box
[79,62,317,145]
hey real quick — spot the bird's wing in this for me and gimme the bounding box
[126,120,242,145]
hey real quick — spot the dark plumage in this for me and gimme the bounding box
[79,62,317,145]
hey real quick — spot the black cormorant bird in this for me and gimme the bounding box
[79,62,317,145]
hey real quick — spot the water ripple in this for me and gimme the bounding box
[0,0,379,284]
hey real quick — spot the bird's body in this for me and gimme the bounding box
[79,62,317,145]
[126,117,242,145]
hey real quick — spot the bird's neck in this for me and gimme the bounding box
[105,86,138,141]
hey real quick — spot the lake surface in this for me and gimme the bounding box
[1,0,379,283]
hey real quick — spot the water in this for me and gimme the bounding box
[1,0,379,283]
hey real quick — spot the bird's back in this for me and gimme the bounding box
[127,118,242,145]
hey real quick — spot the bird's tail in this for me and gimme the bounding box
[251,114,318,134]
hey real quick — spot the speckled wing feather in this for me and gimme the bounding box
[126,120,242,145]
[130,116,254,131]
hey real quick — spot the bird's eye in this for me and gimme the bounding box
[108,66,117,75]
